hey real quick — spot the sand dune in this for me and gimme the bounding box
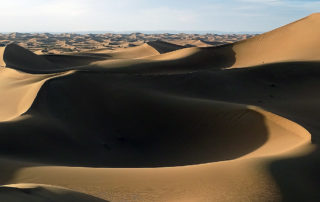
[0,68,73,122]
[146,40,184,53]
[1,43,55,71]
[81,41,184,60]
[88,46,235,74]
[85,43,160,59]
[0,13,319,201]
[167,39,214,47]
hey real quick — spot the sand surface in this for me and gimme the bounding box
[0,13,320,202]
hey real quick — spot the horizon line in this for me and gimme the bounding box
[0,30,262,35]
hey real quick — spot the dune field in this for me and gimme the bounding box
[0,32,255,54]
[0,13,320,201]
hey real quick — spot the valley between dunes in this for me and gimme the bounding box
[0,13,320,202]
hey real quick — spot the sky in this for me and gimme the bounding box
[0,0,319,33]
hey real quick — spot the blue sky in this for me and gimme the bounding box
[0,0,319,33]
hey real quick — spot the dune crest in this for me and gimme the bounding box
[86,43,160,59]
[0,68,73,122]
[1,43,55,71]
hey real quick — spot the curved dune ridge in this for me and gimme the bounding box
[0,43,55,71]
[0,76,310,166]
[0,14,319,201]
[0,68,73,122]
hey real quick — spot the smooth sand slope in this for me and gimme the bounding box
[0,13,320,202]
[231,13,320,67]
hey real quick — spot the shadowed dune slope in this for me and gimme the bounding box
[0,68,73,122]
[0,71,267,167]
[0,69,310,167]
[0,63,313,201]
[146,40,184,53]
[1,43,55,71]
[42,54,107,67]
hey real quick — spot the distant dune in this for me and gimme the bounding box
[0,13,320,202]
[166,39,215,47]
[147,40,184,53]
[0,32,252,54]
[82,40,184,59]
[86,43,160,59]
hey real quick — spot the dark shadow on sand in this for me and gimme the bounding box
[0,68,268,168]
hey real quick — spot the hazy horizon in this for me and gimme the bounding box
[0,30,261,35]
[0,0,319,33]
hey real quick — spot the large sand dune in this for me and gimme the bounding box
[0,13,320,201]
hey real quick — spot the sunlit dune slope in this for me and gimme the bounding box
[231,13,320,67]
[0,68,73,121]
